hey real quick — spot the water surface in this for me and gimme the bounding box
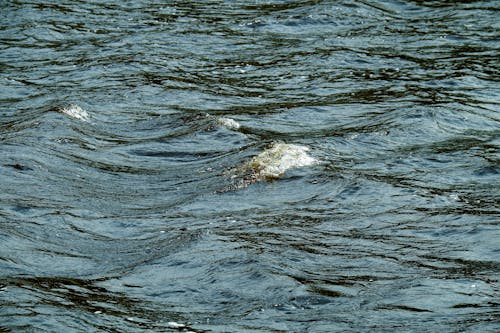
[1,0,499,332]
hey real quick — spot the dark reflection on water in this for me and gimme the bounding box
[1,0,499,332]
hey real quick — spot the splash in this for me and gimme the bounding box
[58,104,90,122]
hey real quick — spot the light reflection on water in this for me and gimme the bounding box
[1,1,499,332]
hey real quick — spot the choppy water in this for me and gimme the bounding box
[1,1,499,332]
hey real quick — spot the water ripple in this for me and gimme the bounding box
[1,0,499,332]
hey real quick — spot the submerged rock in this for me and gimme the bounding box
[57,104,90,122]
[203,113,241,131]
[217,116,241,130]
[224,143,317,190]
[8,163,33,171]
[246,143,316,179]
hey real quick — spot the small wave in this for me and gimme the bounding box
[58,104,90,122]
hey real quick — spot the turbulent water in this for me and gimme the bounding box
[1,1,499,332]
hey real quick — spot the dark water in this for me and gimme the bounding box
[1,0,499,332]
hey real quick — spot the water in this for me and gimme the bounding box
[1,0,499,332]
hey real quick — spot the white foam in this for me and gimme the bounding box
[217,117,241,130]
[247,143,316,179]
[167,321,186,328]
[59,104,90,122]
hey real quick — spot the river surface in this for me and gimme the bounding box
[1,1,499,332]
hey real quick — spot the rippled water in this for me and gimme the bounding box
[1,1,499,332]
